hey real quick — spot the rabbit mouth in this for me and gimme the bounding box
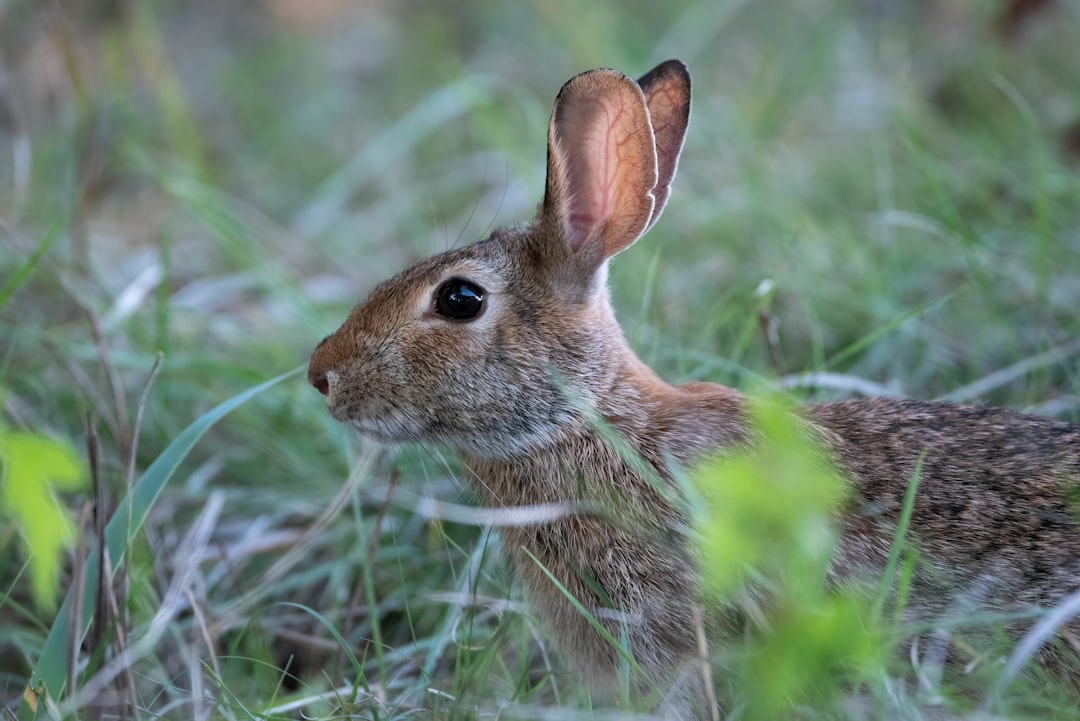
[344,411,561,460]
[345,413,426,444]
[347,416,398,438]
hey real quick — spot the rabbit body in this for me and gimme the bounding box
[308,60,1080,705]
[819,400,1080,620]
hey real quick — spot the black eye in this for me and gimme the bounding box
[435,278,485,321]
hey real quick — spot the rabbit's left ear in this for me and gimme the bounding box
[636,60,691,232]
[541,68,658,269]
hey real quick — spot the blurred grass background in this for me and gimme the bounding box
[1,0,1079,718]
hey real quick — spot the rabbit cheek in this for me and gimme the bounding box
[323,334,425,442]
[400,324,489,413]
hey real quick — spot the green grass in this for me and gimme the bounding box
[2,0,1079,719]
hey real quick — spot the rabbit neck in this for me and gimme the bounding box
[457,350,746,695]
[460,342,749,511]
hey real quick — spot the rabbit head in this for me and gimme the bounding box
[308,61,692,461]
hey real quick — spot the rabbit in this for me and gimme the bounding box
[307,59,1080,712]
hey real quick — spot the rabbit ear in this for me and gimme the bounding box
[542,68,658,267]
[636,60,691,232]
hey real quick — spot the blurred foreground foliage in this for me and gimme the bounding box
[694,398,881,719]
[0,418,86,611]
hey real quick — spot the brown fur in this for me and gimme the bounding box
[307,60,1080,711]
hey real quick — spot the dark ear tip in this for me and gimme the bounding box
[658,59,690,77]
[637,59,691,89]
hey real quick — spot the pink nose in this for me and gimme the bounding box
[309,334,344,396]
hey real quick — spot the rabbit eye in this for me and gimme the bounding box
[435,278,485,321]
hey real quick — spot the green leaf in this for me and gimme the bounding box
[0,431,86,609]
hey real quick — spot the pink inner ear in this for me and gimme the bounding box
[554,85,656,255]
[643,84,681,218]
[560,101,622,250]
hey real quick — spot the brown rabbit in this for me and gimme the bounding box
[307,60,1080,711]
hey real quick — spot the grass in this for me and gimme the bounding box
[1,0,1079,719]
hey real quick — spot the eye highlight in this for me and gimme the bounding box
[434,278,485,321]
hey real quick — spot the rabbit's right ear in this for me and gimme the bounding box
[636,60,691,233]
[541,68,659,272]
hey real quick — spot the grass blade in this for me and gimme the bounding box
[0,224,60,312]
[872,452,924,626]
[18,366,304,720]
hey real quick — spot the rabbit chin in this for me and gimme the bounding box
[346,410,578,461]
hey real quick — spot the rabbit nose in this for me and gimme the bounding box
[310,331,352,397]
[306,336,330,395]
[310,371,329,396]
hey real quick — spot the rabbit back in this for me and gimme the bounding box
[812,398,1080,618]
